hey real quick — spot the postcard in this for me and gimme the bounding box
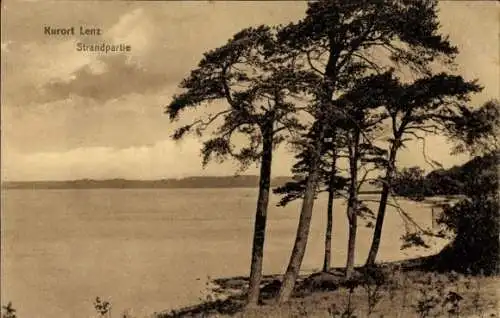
[1,1,498,317]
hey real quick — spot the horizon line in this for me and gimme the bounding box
[0,175,294,183]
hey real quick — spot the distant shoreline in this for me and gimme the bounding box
[1,176,291,190]
[1,176,381,192]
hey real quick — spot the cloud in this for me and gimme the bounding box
[106,8,155,57]
[39,55,171,102]
[35,7,175,103]
[2,5,178,106]
[1,138,289,181]
[1,2,308,108]
[1,40,94,106]
[2,138,197,181]
[1,90,177,154]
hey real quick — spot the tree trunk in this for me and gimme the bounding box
[277,127,324,303]
[323,141,337,273]
[247,126,273,306]
[365,141,398,266]
[345,130,360,279]
[345,204,358,279]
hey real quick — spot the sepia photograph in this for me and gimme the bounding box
[1,1,499,317]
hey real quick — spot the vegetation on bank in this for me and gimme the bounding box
[392,151,499,200]
[391,149,499,276]
[156,265,499,318]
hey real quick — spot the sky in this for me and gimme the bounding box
[1,0,498,181]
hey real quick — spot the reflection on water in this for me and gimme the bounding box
[1,189,447,317]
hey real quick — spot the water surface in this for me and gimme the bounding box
[1,188,447,317]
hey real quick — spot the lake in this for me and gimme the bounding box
[1,188,448,317]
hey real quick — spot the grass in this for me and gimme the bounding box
[156,261,499,318]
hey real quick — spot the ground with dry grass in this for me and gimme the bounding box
[159,263,499,318]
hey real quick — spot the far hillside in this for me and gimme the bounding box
[2,175,382,192]
[1,176,291,190]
